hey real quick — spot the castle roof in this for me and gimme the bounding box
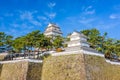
[67,40,89,44]
[44,23,62,36]
[48,23,60,28]
[70,31,88,39]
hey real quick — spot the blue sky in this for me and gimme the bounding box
[0,0,120,39]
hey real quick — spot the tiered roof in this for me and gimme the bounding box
[44,23,62,37]
[70,31,88,39]
[67,31,90,47]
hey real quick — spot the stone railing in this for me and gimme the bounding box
[105,59,120,65]
[0,59,43,64]
[52,49,104,57]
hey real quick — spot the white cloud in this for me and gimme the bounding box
[109,14,120,19]
[110,14,117,19]
[37,16,48,20]
[5,10,42,37]
[30,20,41,26]
[10,23,19,28]
[86,6,93,10]
[20,11,33,20]
[95,21,120,30]
[49,13,56,19]
[10,29,17,33]
[10,23,27,28]
[48,2,56,9]
[63,11,119,31]
[45,12,56,20]
[79,18,95,24]
[19,11,42,26]
[45,2,57,21]
[83,6,95,15]
[64,15,96,29]
[86,9,95,15]
[21,23,28,28]
[10,22,36,30]
[0,10,43,38]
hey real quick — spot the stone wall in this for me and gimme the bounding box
[0,60,43,80]
[0,61,28,80]
[0,54,7,61]
[42,53,120,80]
[0,53,120,80]
[0,64,3,79]
[42,54,86,80]
[84,54,120,80]
[26,62,43,80]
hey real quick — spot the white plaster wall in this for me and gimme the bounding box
[68,43,80,47]
[71,37,87,41]
[45,32,61,36]
[68,43,89,47]
[81,43,90,47]
[71,37,80,41]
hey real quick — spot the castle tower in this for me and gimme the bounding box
[68,31,90,47]
[65,31,100,54]
[44,23,62,37]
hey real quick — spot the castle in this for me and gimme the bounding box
[44,23,62,37]
[44,23,101,56]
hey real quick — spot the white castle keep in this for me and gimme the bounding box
[65,31,99,54]
[67,31,90,47]
[44,23,102,57]
[44,23,62,37]
[53,31,104,57]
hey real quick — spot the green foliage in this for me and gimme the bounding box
[3,30,64,53]
[0,32,13,53]
[81,28,102,49]
[53,36,64,49]
[12,30,53,52]
[0,32,6,46]
[81,28,120,57]
[12,36,25,52]
[1,28,120,58]
[0,32,13,47]
[96,47,102,52]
